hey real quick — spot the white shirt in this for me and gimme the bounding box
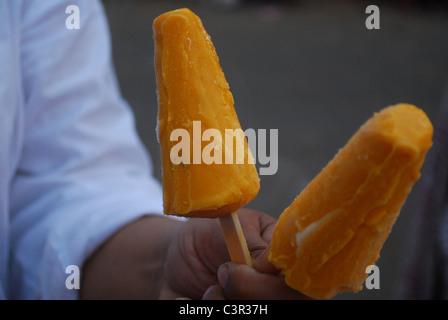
[0,0,163,299]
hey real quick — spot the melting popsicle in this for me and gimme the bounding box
[153,8,260,265]
[269,104,433,299]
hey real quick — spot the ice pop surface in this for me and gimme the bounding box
[268,104,433,299]
[153,8,260,218]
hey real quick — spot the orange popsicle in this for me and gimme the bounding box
[269,104,433,299]
[153,8,259,218]
[153,8,259,265]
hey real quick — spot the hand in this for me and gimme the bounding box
[80,208,310,300]
[160,208,310,300]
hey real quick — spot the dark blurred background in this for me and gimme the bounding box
[102,0,448,299]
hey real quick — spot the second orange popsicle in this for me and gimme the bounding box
[269,104,433,299]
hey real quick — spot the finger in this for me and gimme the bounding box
[237,209,277,260]
[202,284,226,300]
[252,247,279,274]
[258,212,277,244]
[218,262,312,300]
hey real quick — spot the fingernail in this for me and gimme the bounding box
[218,264,229,287]
[202,285,214,299]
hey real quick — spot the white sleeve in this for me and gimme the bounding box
[9,0,163,299]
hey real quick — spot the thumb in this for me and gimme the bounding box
[217,262,311,300]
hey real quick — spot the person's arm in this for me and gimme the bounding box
[10,0,162,299]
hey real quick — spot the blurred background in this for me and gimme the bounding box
[102,0,448,299]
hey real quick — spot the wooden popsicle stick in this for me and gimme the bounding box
[219,211,253,267]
